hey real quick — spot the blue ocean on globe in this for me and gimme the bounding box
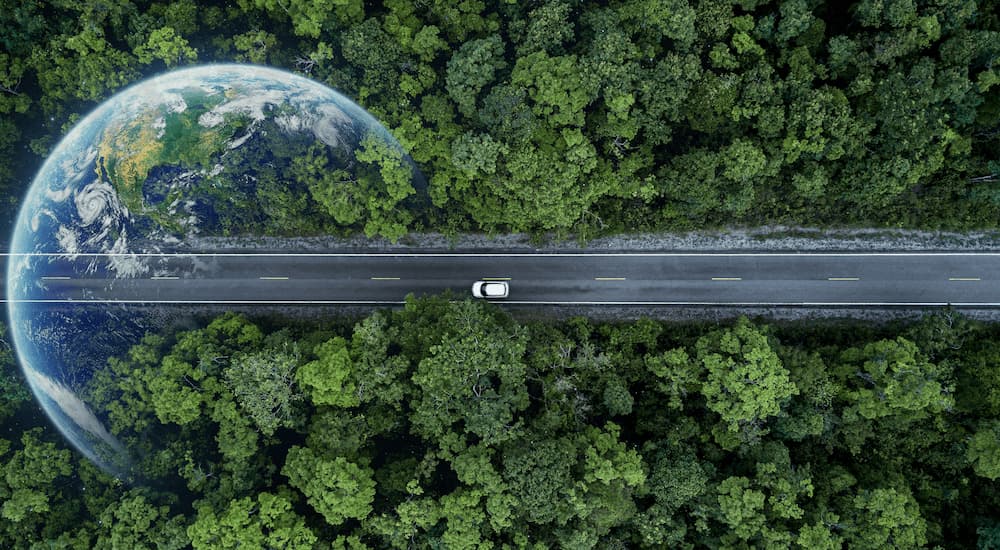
[6,64,415,478]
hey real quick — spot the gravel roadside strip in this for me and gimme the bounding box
[180,226,1000,253]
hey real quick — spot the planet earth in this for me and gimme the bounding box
[5,64,418,477]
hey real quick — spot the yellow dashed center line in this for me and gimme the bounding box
[711,277,742,281]
[828,277,860,281]
[949,277,981,281]
[595,277,626,281]
[371,277,401,280]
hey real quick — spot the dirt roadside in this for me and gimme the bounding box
[182,226,1000,253]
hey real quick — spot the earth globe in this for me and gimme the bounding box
[5,64,422,479]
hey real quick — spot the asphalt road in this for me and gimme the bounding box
[2,252,998,306]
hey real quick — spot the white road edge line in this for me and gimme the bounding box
[712,277,742,281]
[150,276,179,280]
[949,277,981,281]
[371,277,401,280]
[40,276,71,280]
[828,277,860,281]
[595,277,626,281]
[259,276,289,280]
[4,252,1000,257]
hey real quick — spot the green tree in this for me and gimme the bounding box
[305,409,374,462]
[149,354,208,426]
[967,420,1000,480]
[796,521,843,549]
[716,443,814,546]
[0,324,30,423]
[211,399,259,467]
[451,132,507,176]
[237,0,361,37]
[568,422,646,544]
[645,347,701,410]
[402,24,441,59]
[188,491,316,550]
[232,30,278,64]
[634,53,701,145]
[634,443,707,546]
[501,437,578,525]
[478,84,537,144]
[349,311,411,409]
[500,422,644,545]
[291,134,416,241]
[408,0,489,42]
[0,53,31,114]
[716,476,768,542]
[472,128,602,232]
[602,376,634,416]
[775,0,816,43]
[256,491,319,549]
[516,1,574,56]
[696,318,798,446]
[340,18,403,103]
[224,345,303,436]
[134,27,197,67]
[410,300,529,446]
[721,138,767,183]
[446,35,506,118]
[775,348,835,441]
[296,153,365,227]
[297,337,359,408]
[848,487,928,549]
[33,27,137,104]
[95,491,189,550]
[837,337,954,423]
[437,488,491,550]
[0,428,73,524]
[511,51,598,128]
[282,446,375,526]
[718,139,767,215]
[617,0,698,50]
[354,131,416,240]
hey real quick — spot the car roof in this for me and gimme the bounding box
[484,282,506,294]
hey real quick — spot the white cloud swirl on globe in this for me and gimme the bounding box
[74,180,123,227]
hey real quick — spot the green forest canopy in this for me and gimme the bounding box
[1,299,1000,548]
[0,0,998,239]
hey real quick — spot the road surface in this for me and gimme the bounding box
[1,252,998,306]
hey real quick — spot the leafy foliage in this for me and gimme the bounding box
[696,317,798,445]
[224,345,303,436]
[281,446,375,526]
[3,0,997,239]
[6,304,1000,548]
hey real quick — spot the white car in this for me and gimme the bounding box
[472,280,509,299]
